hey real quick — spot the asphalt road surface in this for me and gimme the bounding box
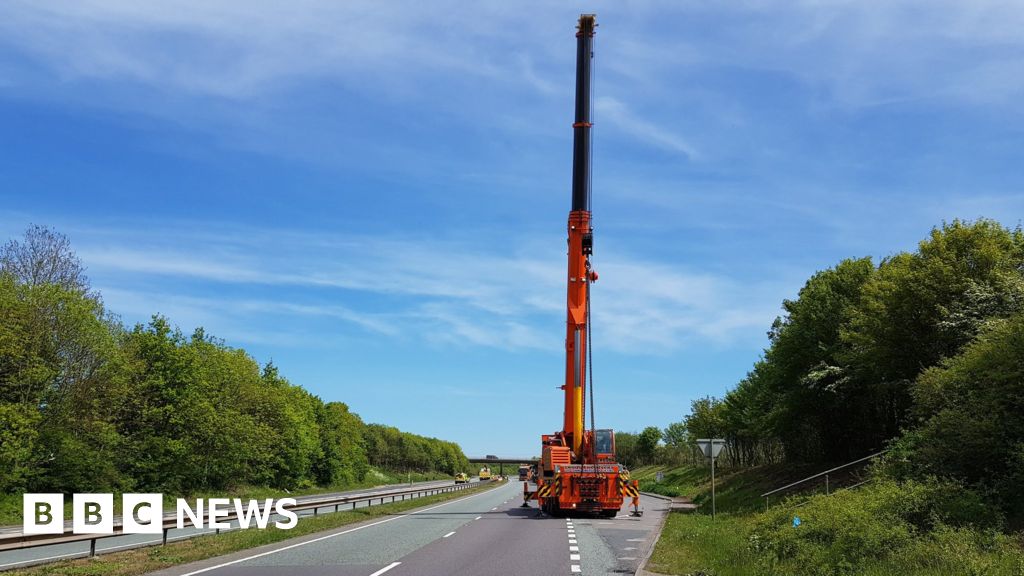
[148,480,669,576]
[0,479,468,571]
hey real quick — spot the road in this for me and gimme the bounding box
[0,479,467,571]
[148,480,669,576]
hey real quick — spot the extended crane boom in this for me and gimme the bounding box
[525,14,638,517]
[563,11,596,458]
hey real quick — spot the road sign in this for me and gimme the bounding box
[696,438,726,459]
[695,439,726,520]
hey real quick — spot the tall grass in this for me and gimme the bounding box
[648,480,1024,576]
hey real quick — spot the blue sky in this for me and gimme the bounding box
[2,1,1023,457]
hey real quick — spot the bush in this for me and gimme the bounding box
[751,480,1004,575]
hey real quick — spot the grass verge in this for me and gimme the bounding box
[630,462,865,513]
[646,479,1024,576]
[5,480,504,576]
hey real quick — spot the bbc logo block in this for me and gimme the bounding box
[24,493,162,535]
[23,494,298,534]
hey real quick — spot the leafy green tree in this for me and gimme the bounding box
[0,402,40,491]
[662,421,688,448]
[614,431,639,468]
[908,312,1024,520]
[636,426,662,465]
[844,220,1024,445]
[314,401,369,486]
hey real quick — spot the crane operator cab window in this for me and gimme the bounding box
[595,429,615,457]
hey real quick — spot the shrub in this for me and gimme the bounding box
[751,480,1003,575]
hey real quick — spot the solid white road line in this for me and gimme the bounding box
[2,482,477,571]
[177,486,498,576]
[368,562,402,576]
[443,531,456,538]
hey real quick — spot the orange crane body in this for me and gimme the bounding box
[525,14,636,517]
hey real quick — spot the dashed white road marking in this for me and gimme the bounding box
[368,562,402,576]
[569,545,579,552]
[443,531,456,538]
[475,516,482,520]
[571,566,581,573]
[570,553,581,561]
[491,507,497,511]
[618,556,637,561]
[627,538,645,542]
[569,539,577,544]
[623,546,637,551]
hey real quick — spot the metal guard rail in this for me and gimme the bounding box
[0,481,480,555]
[760,450,886,510]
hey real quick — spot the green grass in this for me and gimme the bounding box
[0,468,457,526]
[6,479,504,576]
[648,512,759,575]
[632,462,844,514]
[646,479,1024,576]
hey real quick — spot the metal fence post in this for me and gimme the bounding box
[90,539,96,557]
[162,528,168,546]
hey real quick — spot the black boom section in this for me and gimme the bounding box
[570,14,595,213]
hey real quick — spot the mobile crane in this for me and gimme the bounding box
[523,14,639,517]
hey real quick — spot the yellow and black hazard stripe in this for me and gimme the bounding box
[618,477,640,498]
[537,475,563,498]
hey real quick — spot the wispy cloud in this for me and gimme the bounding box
[61,219,781,354]
[596,96,699,159]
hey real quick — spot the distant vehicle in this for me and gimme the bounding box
[454,472,469,484]
[486,454,498,460]
[479,466,492,481]
[518,465,530,481]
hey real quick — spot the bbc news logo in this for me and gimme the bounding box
[23,494,299,534]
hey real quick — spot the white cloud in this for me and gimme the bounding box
[596,96,699,159]
[64,219,780,354]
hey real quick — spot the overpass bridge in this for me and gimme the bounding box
[466,456,537,476]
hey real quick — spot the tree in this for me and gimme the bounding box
[1,225,90,293]
[614,432,639,468]
[907,312,1024,520]
[636,426,662,465]
[662,421,688,448]
[684,397,726,439]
